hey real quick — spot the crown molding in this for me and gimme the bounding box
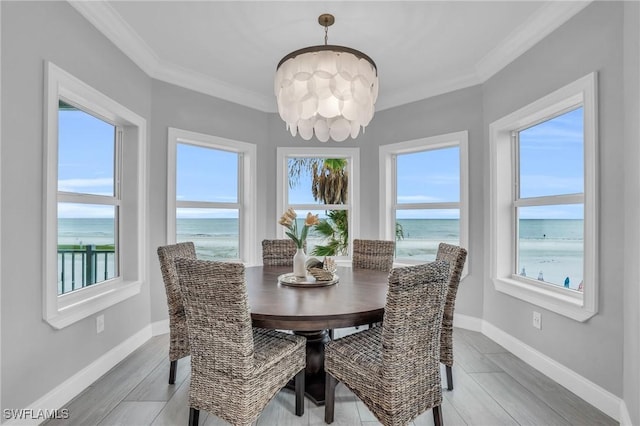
[153,59,276,112]
[475,1,592,82]
[68,0,275,112]
[69,0,591,114]
[376,72,480,111]
[69,1,159,75]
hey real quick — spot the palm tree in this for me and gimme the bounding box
[288,158,404,255]
[288,158,349,256]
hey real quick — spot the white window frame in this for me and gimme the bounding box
[43,62,147,329]
[489,73,598,322]
[379,131,469,270]
[276,147,359,261]
[167,128,257,265]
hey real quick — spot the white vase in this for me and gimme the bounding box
[293,248,306,278]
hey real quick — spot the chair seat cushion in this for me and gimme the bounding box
[253,328,306,374]
[325,327,383,384]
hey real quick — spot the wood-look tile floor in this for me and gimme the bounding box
[44,328,616,426]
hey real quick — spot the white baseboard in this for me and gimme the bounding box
[453,313,483,332]
[481,320,621,421]
[619,400,633,426]
[4,326,152,426]
[151,319,169,336]
[3,316,626,425]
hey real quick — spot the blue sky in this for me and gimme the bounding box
[58,104,584,220]
[58,106,115,219]
[518,107,584,219]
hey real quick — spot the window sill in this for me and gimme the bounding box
[44,279,142,329]
[493,276,595,322]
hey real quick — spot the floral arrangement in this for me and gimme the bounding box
[278,208,319,249]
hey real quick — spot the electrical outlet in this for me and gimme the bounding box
[96,314,105,334]
[532,311,541,330]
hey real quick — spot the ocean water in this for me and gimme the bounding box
[57,218,584,292]
[58,218,117,294]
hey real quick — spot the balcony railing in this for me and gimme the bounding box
[58,245,115,294]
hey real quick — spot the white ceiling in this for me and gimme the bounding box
[69,1,591,113]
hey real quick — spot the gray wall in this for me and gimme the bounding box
[2,0,638,420]
[482,1,624,395]
[370,87,485,319]
[623,2,640,424]
[1,1,152,410]
[265,86,485,319]
[148,80,269,323]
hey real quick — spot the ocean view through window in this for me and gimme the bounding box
[490,73,597,321]
[175,143,240,260]
[515,108,584,290]
[287,157,350,256]
[277,147,359,259]
[57,100,119,295]
[45,62,146,328]
[379,131,469,265]
[167,128,257,264]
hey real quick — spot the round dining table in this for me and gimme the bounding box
[246,265,390,405]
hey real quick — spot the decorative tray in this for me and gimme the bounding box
[278,272,339,288]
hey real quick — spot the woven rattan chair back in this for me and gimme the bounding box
[381,262,449,386]
[324,261,450,426]
[177,259,254,374]
[435,242,467,390]
[157,242,196,384]
[262,239,299,266]
[174,258,306,426]
[352,239,395,272]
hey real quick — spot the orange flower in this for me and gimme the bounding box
[278,209,318,249]
[278,215,292,227]
[305,212,320,227]
[283,207,297,221]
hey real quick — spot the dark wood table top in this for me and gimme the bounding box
[246,265,389,331]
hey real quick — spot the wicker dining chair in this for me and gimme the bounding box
[352,239,395,272]
[436,242,468,391]
[262,239,300,266]
[324,261,449,426]
[351,239,395,334]
[174,258,306,426]
[157,242,197,385]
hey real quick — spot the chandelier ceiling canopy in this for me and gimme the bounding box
[274,14,378,142]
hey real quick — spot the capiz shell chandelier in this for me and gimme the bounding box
[275,14,378,142]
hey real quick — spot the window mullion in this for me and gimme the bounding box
[115,127,122,199]
[58,192,118,205]
[394,202,460,210]
[514,194,584,207]
[176,200,241,210]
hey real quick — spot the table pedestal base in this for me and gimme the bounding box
[287,329,330,406]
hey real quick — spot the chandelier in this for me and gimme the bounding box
[274,14,378,142]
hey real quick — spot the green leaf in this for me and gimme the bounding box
[285,231,299,246]
[314,220,336,238]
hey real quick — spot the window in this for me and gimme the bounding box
[277,148,359,259]
[490,73,597,321]
[379,131,469,265]
[57,101,119,295]
[44,62,147,329]
[167,128,257,264]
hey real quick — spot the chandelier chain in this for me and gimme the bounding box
[324,24,328,45]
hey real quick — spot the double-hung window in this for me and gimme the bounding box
[379,131,469,265]
[44,62,146,329]
[57,100,120,294]
[490,73,597,321]
[276,147,359,259]
[167,128,257,264]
